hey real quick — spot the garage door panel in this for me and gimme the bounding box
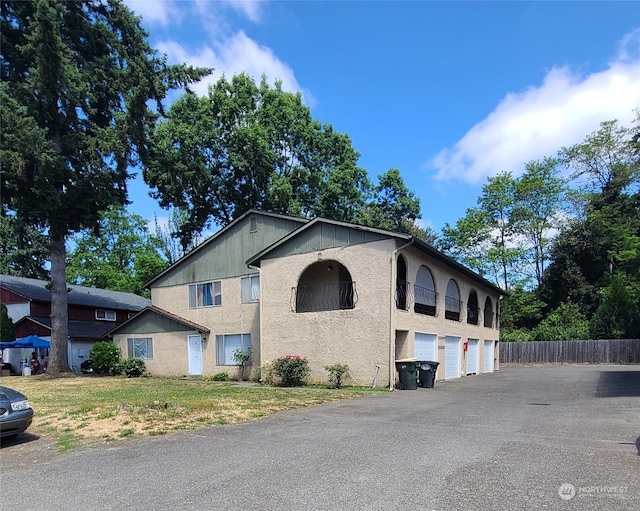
[415,333,437,361]
[445,336,461,379]
[484,340,494,373]
[467,339,478,374]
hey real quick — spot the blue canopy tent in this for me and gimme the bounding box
[1,335,51,350]
[1,335,51,375]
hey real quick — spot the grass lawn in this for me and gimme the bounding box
[2,374,382,451]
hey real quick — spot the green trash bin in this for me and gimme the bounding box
[395,360,418,390]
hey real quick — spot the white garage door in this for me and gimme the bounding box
[445,336,461,379]
[484,340,494,373]
[415,332,437,361]
[467,339,478,374]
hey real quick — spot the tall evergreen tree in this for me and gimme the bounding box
[1,0,209,373]
[0,212,49,279]
[0,303,16,343]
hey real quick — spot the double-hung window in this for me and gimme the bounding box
[241,275,260,303]
[96,309,116,321]
[127,337,153,359]
[216,333,251,365]
[189,281,221,308]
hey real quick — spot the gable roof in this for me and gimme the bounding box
[145,209,308,288]
[0,275,151,310]
[246,216,408,266]
[105,306,210,337]
[246,216,506,296]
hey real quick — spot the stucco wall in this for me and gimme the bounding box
[148,274,261,376]
[260,239,396,386]
[393,244,502,381]
[143,236,502,383]
[260,239,502,387]
[113,331,192,376]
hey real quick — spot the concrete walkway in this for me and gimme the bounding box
[1,365,639,510]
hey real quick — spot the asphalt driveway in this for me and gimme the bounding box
[1,365,639,510]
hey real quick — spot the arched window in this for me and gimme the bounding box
[294,260,356,313]
[467,289,479,325]
[414,266,437,316]
[445,279,461,321]
[484,297,494,328]
[396,255,408,310]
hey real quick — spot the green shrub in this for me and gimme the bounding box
[89,342,121,374]
[325,363,351,389]
[232,346,252,381]
[119,358,146,378]
[255,362,277,385]
[272,355,310,387]
[212,371,230,381]
[500,328,533,342]
[532,302,589,341]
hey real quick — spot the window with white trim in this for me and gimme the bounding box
[189,281,221,308]
[216,333,251,365]
[127,337,153,359]
[241,275,260,303]
[96,309,116,321]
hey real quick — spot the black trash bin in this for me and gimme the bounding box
[417,361,440,388]
[395,360,418,390]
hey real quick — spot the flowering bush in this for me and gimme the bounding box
[272,355,310,387]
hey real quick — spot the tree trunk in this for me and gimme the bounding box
[48,231,70,374]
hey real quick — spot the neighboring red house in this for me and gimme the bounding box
[0,275,150,370]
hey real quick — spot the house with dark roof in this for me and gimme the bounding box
[0,275,150,370]
[109,210,506,387]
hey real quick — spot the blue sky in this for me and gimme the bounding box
[124,0,640,234]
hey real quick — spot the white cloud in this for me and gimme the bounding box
[427,29,640,184]
[222,0,265,23]
[415,217,434,231]
[124,0,182,26]
[156,31,315,105]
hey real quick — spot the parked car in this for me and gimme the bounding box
[0,386,34,440]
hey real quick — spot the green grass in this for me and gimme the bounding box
[4,374,385,448]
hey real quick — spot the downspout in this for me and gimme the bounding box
[389,238,415,390]
[248,263,262,374]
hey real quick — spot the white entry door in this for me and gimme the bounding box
[415,333,437,361]
[188,335,203,376]
[444,336,461,379]
[483,340,494,373]
[467,339,478,374]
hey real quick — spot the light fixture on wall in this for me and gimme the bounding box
[327,265,333,272]
[318,252,322,261]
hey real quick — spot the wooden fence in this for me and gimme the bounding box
[500,339,640,365]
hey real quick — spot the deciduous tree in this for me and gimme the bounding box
[512,158,565,286]
[67,206,167,297]
[145,74,420,242]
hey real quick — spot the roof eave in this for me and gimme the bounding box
[145,209,308,288]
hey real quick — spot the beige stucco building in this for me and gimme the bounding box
[109,210,505,387]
